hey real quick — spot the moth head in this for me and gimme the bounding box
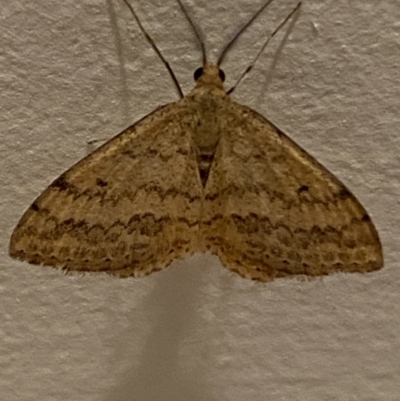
[194,65,225,83]
[192,63,226,94]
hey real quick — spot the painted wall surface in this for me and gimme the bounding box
[1,1,399,400]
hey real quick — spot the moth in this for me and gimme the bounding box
[9,0,383,281]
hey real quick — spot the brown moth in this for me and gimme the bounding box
[9,0,383,281]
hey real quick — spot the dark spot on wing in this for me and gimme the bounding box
[338,188,351,200]
[361,214,371,222]
[96,178,108,187]
[52,175,69,191]
[297,185,309,194]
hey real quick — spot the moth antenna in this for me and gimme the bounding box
[121,0,184,98]
[228,1,302,95]
[217,0,276,67]
[176,0,207,66]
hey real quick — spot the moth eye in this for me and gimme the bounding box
[194,67,203,81]
[218,69,225,82]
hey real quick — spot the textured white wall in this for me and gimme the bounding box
[1,1,399,400]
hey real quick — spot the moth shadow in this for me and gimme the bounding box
[255,2,302,108]
[101,253,220,401]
